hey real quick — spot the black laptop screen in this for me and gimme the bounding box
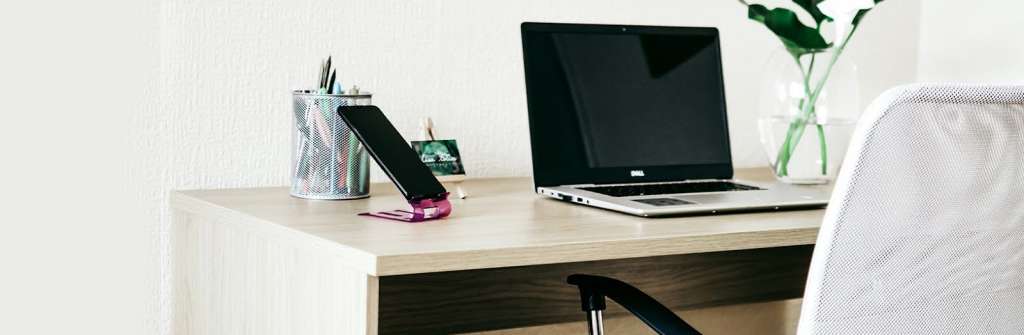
[522,23,733,187]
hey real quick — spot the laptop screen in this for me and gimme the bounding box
[522,23,734,187]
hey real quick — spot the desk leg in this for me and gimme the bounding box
[171,209,379,335]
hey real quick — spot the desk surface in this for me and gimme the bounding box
[170,168,829,276]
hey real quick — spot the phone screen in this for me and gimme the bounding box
[338,106,447,200]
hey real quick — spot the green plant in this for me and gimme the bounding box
[739,0,883,177]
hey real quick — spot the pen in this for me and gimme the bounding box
[327,70,337,94]
[320,56,332,90]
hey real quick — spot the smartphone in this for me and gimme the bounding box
[337,105,447,201]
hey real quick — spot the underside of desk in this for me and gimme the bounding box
[377,245,813,334]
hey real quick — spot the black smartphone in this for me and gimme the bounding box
[337,105,447,201]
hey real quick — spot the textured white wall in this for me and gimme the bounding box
[917,0,1024,82]
[150,0,922,182]
[140,0,922,333]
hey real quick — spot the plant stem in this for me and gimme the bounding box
[810,22,827,176]
[773,54,815,177]
[773,57,801,176]
[805,27,860,175]
[806,53,828,176]
[816,123,827,174]
[773,25,860,178]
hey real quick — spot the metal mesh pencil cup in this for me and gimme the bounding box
[291,91,372,200]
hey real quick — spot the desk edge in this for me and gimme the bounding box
[169,191,381,275]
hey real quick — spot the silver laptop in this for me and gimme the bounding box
[520,22,828,217]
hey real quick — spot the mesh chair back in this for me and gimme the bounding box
[798,84,1024,334]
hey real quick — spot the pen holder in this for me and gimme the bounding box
[290,91,373,200]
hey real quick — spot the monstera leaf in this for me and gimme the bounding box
[792,0,831,24]
[853,0,885,25]
[748,5,831,57]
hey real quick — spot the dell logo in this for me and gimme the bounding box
[630,170,646,177]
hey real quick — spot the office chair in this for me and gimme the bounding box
[568,84,1024,335]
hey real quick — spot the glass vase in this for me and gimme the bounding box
[757,48,862,184]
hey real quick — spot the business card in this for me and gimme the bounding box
[411,140,466,176]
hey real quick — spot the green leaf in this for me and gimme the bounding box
[760,7,831,55]
[792,0,830,24]
[748,4,769,23]
[852,0,885,25]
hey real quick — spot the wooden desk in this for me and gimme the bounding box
[171,168,828,334]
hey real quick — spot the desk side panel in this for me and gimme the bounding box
[172,209,378,335]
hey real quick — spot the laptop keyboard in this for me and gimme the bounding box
[579,181,762,197]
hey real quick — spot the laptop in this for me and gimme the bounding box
[520,22,829,217]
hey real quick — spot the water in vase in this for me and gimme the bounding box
[758,116,857,184]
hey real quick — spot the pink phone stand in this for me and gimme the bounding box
[360,193,452,223]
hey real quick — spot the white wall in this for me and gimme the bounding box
[149,0,922,183]
[2,1,156,334]
[917,1,1024,82]
[139,0,921,333]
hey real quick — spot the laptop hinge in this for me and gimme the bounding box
[572,179,729,187]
